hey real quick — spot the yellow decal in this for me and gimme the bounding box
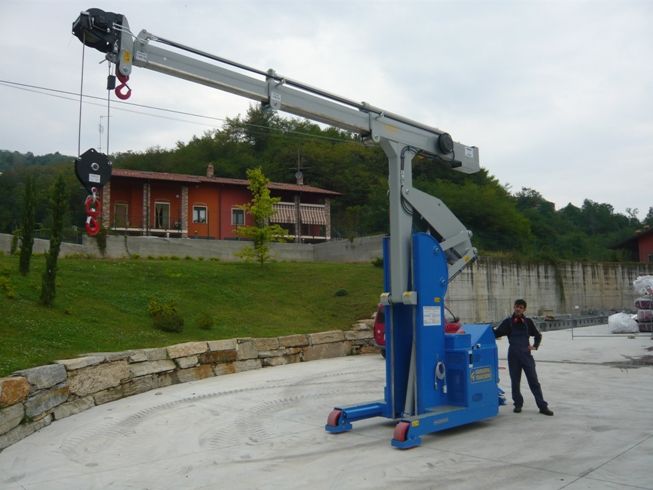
[434,297,441,303]
[122,51,132,63]
[411,420,420,428]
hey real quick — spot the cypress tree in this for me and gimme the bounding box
[40,174,67,306]
[18,175,36,275]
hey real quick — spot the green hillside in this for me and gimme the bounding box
[0,254,382,376]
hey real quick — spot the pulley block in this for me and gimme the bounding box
[74,148,112,193]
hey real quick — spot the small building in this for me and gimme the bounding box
[99,165,340,243]
[612,228,653,263]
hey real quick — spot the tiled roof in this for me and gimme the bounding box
[111,168,201,183]
[111,168,340,196]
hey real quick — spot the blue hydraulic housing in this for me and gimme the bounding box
[325,232,502,448]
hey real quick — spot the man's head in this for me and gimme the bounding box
[513,299,527,317]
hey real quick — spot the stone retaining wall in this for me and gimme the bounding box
[0,321,377,452]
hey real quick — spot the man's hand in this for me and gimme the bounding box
[528,345,537,351]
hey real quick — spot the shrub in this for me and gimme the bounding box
[195,311,214,331]
[147,297,185,333]
[371,257,384,268]
[0,276,16,299]
[334,288,349,297]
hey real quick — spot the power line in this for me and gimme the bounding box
[0,79,361,145]
[0,79,224,122]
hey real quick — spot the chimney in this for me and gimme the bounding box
[206,163,214,177]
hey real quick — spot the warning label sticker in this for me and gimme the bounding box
[470,366,492,383]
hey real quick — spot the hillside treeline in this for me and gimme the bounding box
[1,107,651,260]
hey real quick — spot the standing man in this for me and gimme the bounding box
[494,299,554,416]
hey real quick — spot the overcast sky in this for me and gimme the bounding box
[0,0,651,218]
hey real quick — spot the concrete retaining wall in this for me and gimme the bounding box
[0,234,86,257]
[448,260,653,322]
[0,321,377,452]
[90,234,373,262]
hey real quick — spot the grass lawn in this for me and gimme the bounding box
[0,253,382,376]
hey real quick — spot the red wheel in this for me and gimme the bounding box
[393,421,411,442]
[327,409,342,427]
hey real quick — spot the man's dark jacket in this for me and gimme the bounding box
[493,315,542,349]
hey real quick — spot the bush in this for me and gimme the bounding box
[147,297,185,333]
[0,276,16,299]
[334,288,349,297]
[371,257,383,268]
[195,311,214,331]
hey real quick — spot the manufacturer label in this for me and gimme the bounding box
[423,306,441,326]
[88,173,101,183]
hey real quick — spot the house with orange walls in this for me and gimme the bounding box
[100,165,340,243]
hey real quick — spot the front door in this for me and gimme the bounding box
[155,202,170,229]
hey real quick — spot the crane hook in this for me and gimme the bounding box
[115,73,132,100]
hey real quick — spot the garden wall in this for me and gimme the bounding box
[0,321,376,452]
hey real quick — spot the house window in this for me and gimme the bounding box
[114,203,128,228]
[193,205,207,224]
[155,202,170,229]
[232,208,245,226]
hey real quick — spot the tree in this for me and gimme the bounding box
[643,207,653,228]
[18,175,36,275]
[40,174,67,306]
[236,167,288,265]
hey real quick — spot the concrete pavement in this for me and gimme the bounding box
[1,324,651,490]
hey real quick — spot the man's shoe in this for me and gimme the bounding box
[539,407,554,416]
[513,406,522,413]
